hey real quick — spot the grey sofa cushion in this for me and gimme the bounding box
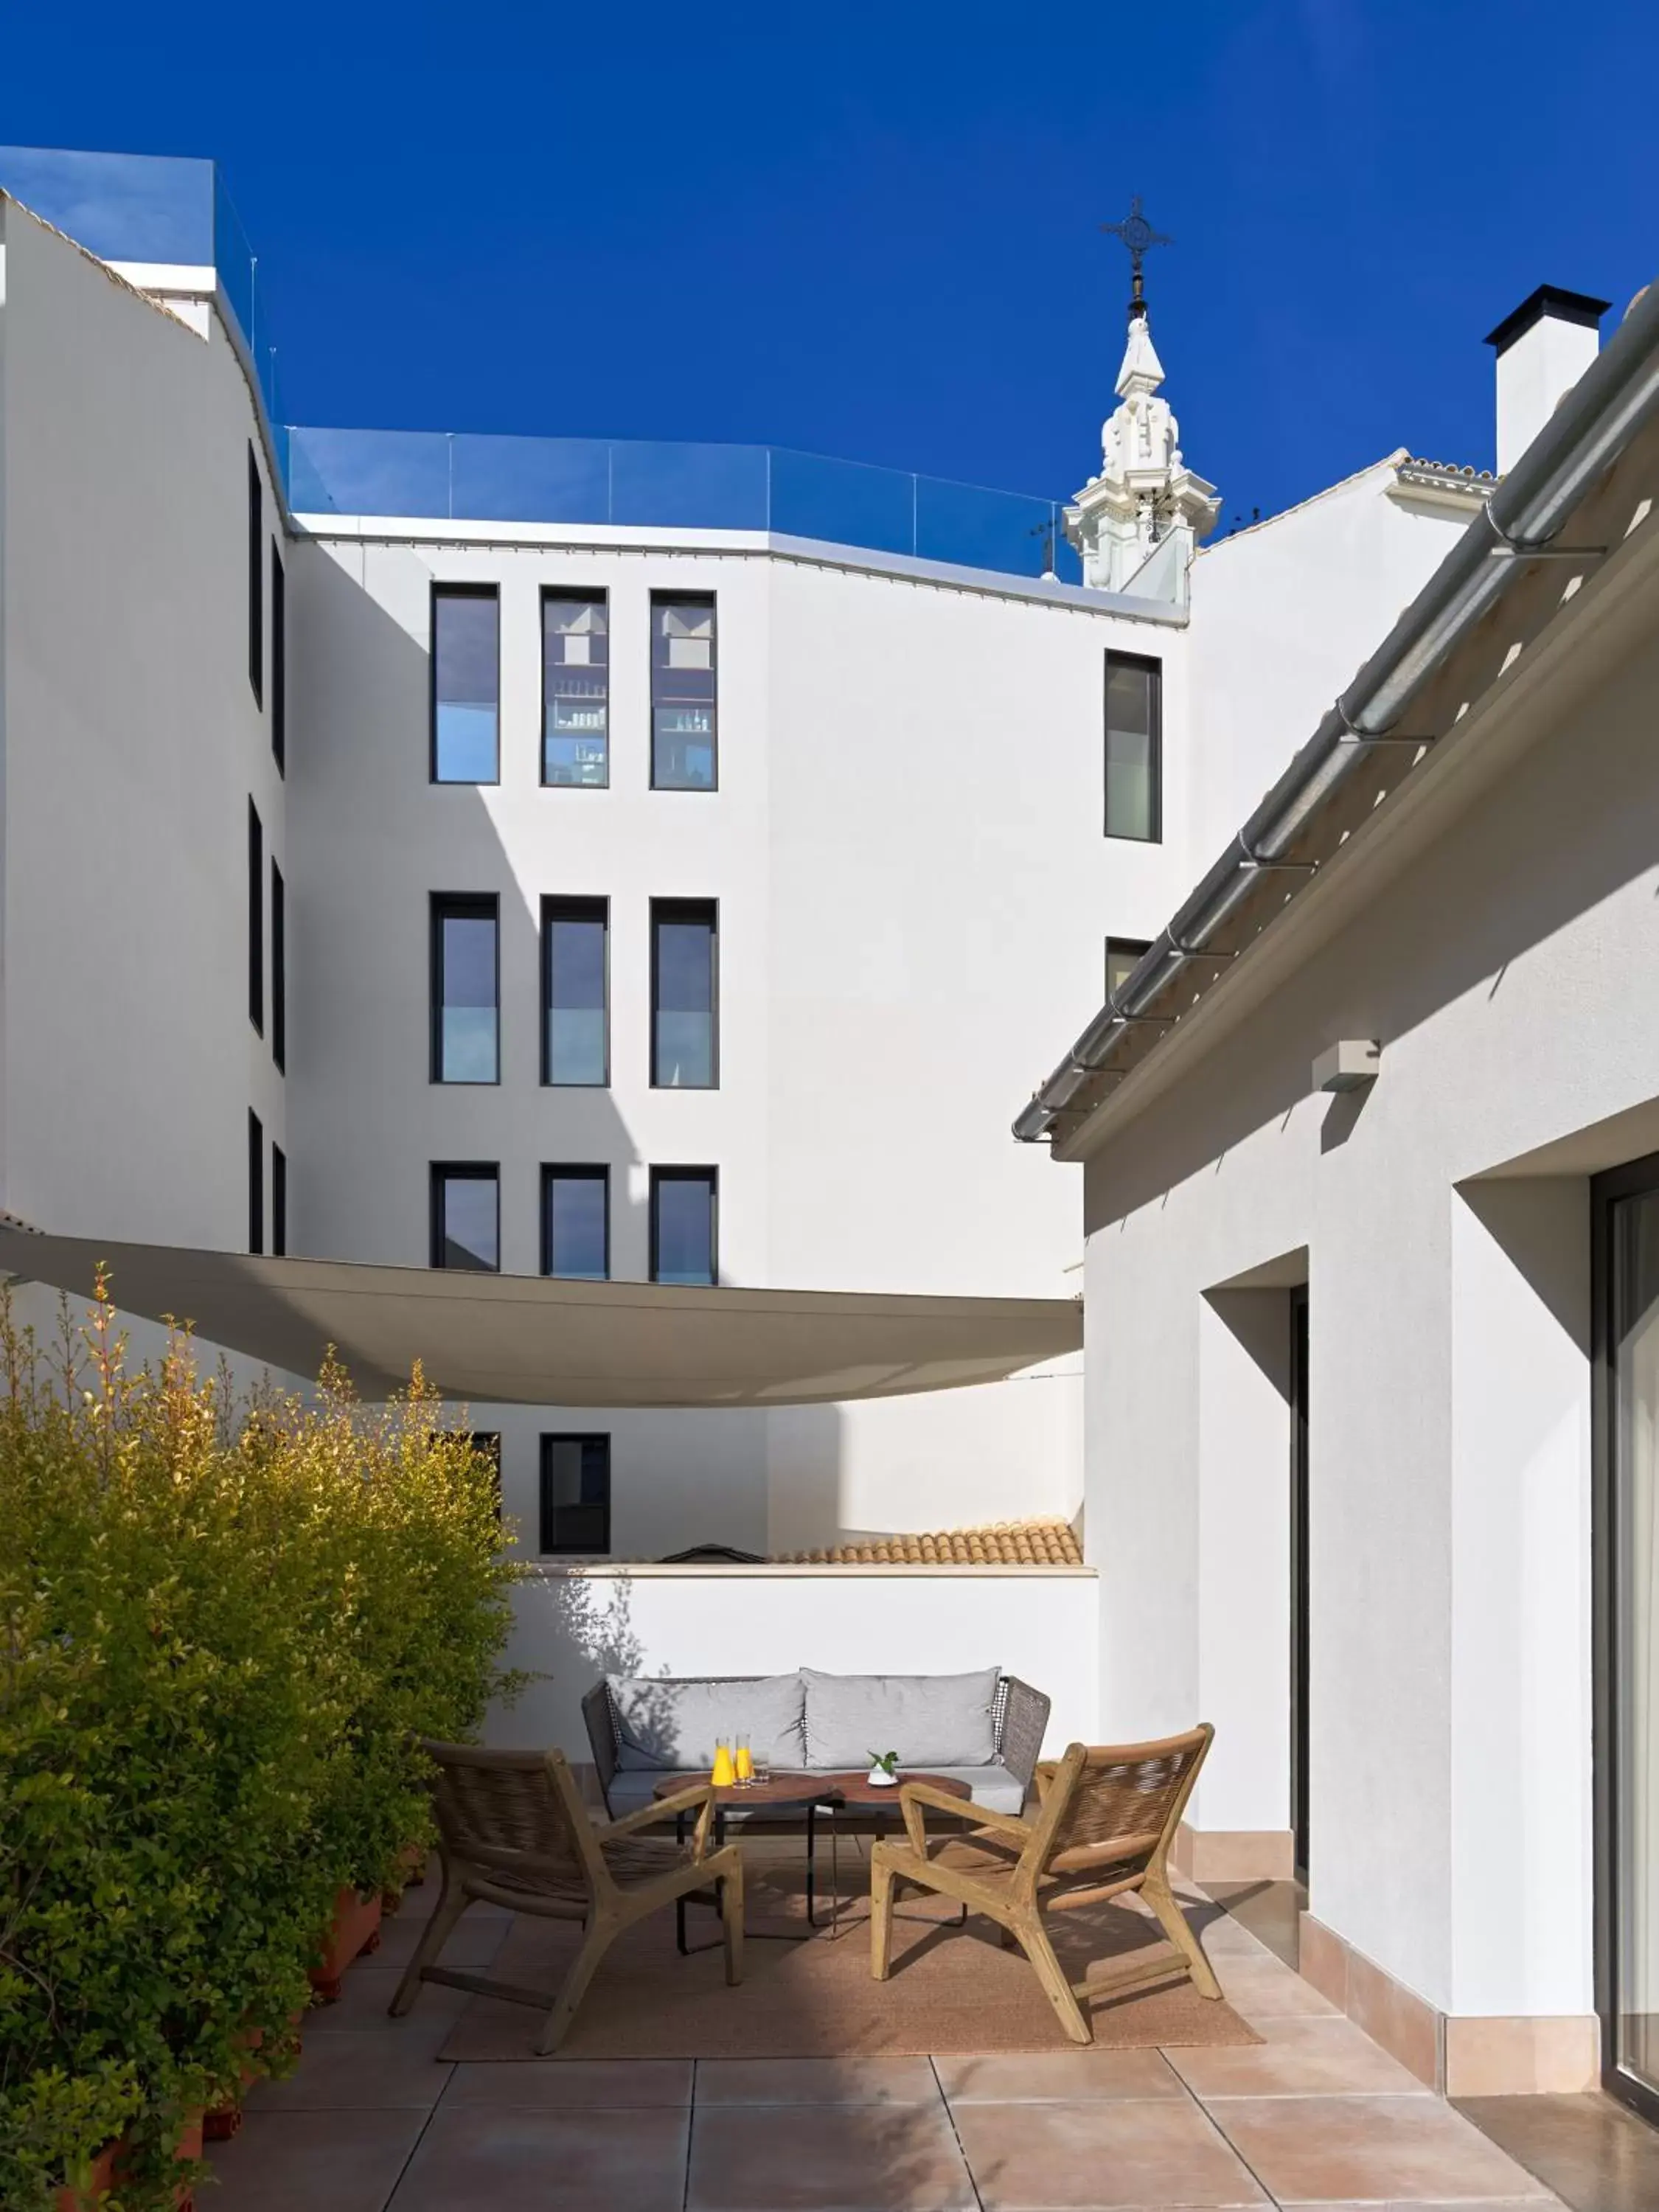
[607,1673,806,1772]
[801,1666,1000,1770]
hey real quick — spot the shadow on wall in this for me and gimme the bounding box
[498,1565,678,1757]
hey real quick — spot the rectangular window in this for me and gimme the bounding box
[271,860,286,1072]
[542,897,608,1085]
[431,1164,500,1271]
[431,585,499,782]
[248,801,263,1034]
[271,539,285,773]
[542,1165,609,1281]
[543,590,609,786]
[651,592,717,790]
[1104,651,1161,841]
[471,1430,504,1516]
[248,1110,264,1254]
[540,1433,611,1555]
[1105,935,1151,1001]
[650,1166,717,1286]
[272,1142,288,1257]
[248,446,263,707]
[651,900,717,1088]
[431,895,499,1083]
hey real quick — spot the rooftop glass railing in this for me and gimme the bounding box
[0,147,1083,585]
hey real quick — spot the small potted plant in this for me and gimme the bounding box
[867,1750,901,1788]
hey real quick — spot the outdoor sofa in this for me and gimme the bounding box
[582,1667,1051,1818]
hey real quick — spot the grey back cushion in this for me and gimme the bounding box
[801,1666,1001,1769]
[608,1674,807,1772]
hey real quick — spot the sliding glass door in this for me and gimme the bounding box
[1596,1155,1659,2121]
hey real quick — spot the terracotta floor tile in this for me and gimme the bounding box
[386,2103,689,2212]
[952,2096,1270,2208]
[371,1905,511,1971]
[1213,1952,1342,2020]
[302,1965,470,2033]
[695,2056,944,2104]
[443,2056,693,2106]
[1168,2014,1435,2100]
[206,2107,428,2212]
[1455,2087,1659,2211]
[250,2023,453,2111]
[936,2048,1184,2102]
[1284,2201,1563,2210]
[1209,2093,1558,2203]
[686,2099,975,2209]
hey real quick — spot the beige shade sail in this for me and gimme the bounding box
[0,1229,1081,1408]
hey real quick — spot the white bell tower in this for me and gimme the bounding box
[1065,197,1220,595]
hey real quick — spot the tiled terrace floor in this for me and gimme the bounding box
[206,1874,1572,2211]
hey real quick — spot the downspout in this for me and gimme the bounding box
[1015,276,1659,1144]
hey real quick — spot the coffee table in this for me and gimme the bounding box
[654,1770,829,1949]
[809,1771,975,1937]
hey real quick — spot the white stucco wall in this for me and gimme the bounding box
[1077,536,1659,2021]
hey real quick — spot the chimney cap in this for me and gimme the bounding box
[1485,284,1613,355]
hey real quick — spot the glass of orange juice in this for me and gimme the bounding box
[711,1737,736,1788]
[734,1733,754,1785]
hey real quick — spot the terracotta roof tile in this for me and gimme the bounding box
[773,1517,1082,1568]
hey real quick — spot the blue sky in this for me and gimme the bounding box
[2,3,1654,526]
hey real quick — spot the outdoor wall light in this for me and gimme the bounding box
[1311,1038,1381,1093]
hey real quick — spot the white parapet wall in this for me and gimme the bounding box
[495,1564,1100,1762]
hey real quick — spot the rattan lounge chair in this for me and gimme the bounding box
[389,1738,743,2053]
[869,1723,1219,2045]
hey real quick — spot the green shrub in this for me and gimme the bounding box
[0,1286,521,2211]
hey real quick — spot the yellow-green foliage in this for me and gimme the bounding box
[0,1284,521,2210]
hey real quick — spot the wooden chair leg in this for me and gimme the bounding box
[534,1915,616,2056]
[1141,1868,1222,2000]
[1010,1908,1093,2045]
[720,1859,745,1988]
[387,1871,470,2018]
[869,1849,897,1981]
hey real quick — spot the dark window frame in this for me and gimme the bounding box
[429,1161,501,1273]
[540,895,611,1087]
[1105,934,1152,1003]
[430,582,501,786]
[539,1432,612,1556]
[247,446,263,707]
[248,1109,264,1254]
[649,1165,719,1286]
[470,1430,504,1517]
[271,858,286,1072]
[650,897,719,1091]
[248,801,263,1036]
[270,537,285,773]
[271,1141,288,1258]
[430,892,501,1086]
[540,585,611,789]
[1103,650,1163,844]
[650,589,719,793]
[540,1163,611,1281]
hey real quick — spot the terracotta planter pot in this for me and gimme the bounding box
[307,1885,383,2003]
[204,2025,265,2141]
[382,1841,430,1913]
[54,2139,117,2211]
[57,2107,204,2208]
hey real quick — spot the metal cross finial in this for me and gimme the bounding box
[1102,194,1172,313]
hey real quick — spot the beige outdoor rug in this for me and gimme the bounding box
[437,1850,1260,2061]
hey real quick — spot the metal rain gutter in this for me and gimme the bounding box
[1014,276,1659,1147]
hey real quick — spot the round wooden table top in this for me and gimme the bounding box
[651,1768,825,1811]
[816,1770,975,1810]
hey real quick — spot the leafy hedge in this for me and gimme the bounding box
[0,1286,521,2209]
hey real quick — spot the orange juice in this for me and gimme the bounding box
[734,1742,754,1783]
[711,1742,736,1788]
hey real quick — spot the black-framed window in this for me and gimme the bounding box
[1104,651,1161,841]
[247,446,263,707]
[542,1165,609,1281]
[247,801,263,1034]
[271,860,286,1072]
[650,1166,717,1286]
[431,894,499,1083]
[651,900,717,1089]
[540,1433,611,1555]
[651,592,717,790]
[471,1430,503,1516]
[431,1164,500,1272]
[271,538,285,773]
[248,1110,263,1254]
[543,590,609,786]
[431,585,499,783]
[1105,935,1151,1001]
[542,897,608,1085]
[271,1142,287,1258]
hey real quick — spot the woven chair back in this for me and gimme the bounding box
[420,1737,593,1905]
[1041,1724,1214,1879]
